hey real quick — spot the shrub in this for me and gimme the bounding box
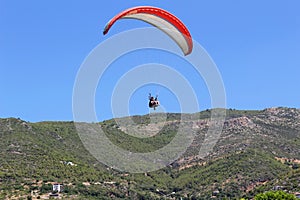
[254,190,296,200]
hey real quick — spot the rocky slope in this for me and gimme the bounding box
[0,107,299,199]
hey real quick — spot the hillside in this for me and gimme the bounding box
[0,107,299,199]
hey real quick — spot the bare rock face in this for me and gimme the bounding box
[173,107,300,166]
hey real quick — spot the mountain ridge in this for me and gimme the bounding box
[0,107,299,199]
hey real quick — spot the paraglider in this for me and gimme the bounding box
[103,6,193,55]
[103,6,193,110]
[148,93,160,110]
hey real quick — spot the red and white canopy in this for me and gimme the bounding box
[103,6,193,55]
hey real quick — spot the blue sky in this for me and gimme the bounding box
[1,1,300,122]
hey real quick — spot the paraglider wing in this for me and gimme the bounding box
[103,6,193,55]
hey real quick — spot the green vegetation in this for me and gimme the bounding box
[254,190,297,200]
[0,107,299,199]
[102,119,178,153]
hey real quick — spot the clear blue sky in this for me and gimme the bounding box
[1,1,299,122]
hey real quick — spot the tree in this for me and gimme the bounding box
[254,190,296,200]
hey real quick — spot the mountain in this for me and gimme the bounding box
[0,107,299,199]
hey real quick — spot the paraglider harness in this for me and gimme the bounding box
[148,93,160,110]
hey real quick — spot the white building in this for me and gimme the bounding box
[52,183,63,193]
